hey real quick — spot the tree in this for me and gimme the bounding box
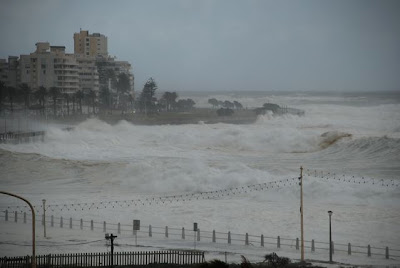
[208,98,218,108]
[34,86,47,115]
[7,86,16,113]
[88,89,97,114]
[99,86,111,112]
[233,101,243,110]
[116,73,131,114]
[63,93,71,116]
[223,100,234,109]
[49,87,60,116]
[161,92,178,111]
[176,98,195,111]
[139,77,157,114]
[0,81,6,112]
[19,83,31,110]
[75,90,84,114]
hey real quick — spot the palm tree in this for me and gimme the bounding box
[49,87,60,116]
[0,81,6,113]
[75,90,84,115]
[19,83,31,110]
[88,89,96,114]
[34,86,47,115]
[7,86,16,113]
[99,86,110,113]
[63,93,71,116]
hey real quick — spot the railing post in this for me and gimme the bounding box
[245,233,249,245]
[103,221,106,232]
[368,244,371,257]
[212,230,216,243]
[60,217,63,228]
[228,231,231,244]
[296,238,299,250]
[80,219,83,230]
[197,229,200,241]
[24,212,27,223]
[15,211,18,222]
[5,209,8,221]
[277,236,280,248]
[51,215,54,227]
[181,227,185,239]
[348,243,351,255]
[386,246,389,259]
[149,225,152,237]
[311,239,315,252]
[90,220,93,231]
[165,226,168,238]
[118,223,121,234]
[261,234,264,247]
[69,217,72,229]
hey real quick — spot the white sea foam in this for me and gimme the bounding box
[1,92,400,263]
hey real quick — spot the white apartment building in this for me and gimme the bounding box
[19,42,79,94]
[75,55,99,94]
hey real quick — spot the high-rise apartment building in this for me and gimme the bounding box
[19,42,79,94]
[74,30,108,57]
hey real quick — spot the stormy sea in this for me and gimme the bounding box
[1,91,399,265]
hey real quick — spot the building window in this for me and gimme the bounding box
[43,70,46,74]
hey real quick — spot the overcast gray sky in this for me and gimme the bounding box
[1,0,399,92]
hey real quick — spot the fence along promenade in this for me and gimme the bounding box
[1,211,399,261]
[0,251,205,268]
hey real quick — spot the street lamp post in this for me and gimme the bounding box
[0,191,36,268]
[328,210,333,263]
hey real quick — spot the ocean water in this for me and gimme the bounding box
[1,91,400,259]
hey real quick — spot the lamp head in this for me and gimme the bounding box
[328,210,333,216]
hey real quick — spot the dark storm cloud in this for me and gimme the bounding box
[1,0,399,91]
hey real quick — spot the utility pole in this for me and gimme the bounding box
[42,199,46,238]
[328,211,333,263]
[105,233,117,268]
[299,166,304,262]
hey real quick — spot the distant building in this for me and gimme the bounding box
[18,42,79,94]
[1,30,133,98]
[96,56,134,93]
[74,30,108,58]
[0,56,19,88]
[75,55,99,94]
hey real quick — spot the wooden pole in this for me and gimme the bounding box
[300,166,304,262]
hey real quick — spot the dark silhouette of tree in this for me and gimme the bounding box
[139,77,157,114]
[63,93,71,116]
[161,92,178,111]
[223,100,234,109]
[0,81,6,112]
[19,83,31,109]
[99,86,111,112]
[34,86,47,115]
[208,98,218,108]
[88,89,96,114]
[75,90,84,114]
[176,98,195,111]
[49,87,60,116]
[7,86,16,113]
[233,101,243,110]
